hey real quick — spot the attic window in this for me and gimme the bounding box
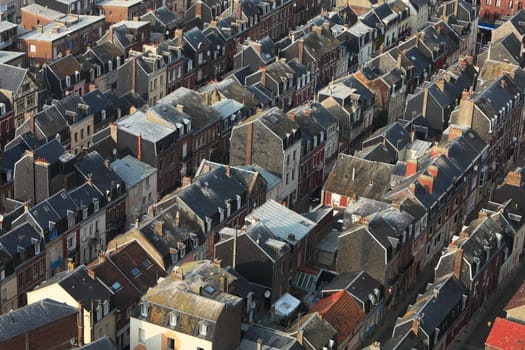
[141,258,153,269]
[169,312,178,327]
[140,302,149,317]
[112,281,122,292]
[130,267,142,278]
[199,322,208,336]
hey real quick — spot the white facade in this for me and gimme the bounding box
[80,209,106,265]
[130,316,213,350]
[281,140,301,206]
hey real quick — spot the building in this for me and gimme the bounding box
[230,107,302,206]
[0,299,78,350]
[27,265,116,344]
[130,260,243,350]
[17,14,105,67]
[0,21,16,49]
[0,63,39,130]
[111,155,158,228]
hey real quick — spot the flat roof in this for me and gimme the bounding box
[19,15,104,42]
[21,4,64,20]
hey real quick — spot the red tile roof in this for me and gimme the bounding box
[310,290,365,345]
[504,280,525,312]
[485,317,525,350]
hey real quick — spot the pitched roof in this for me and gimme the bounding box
[248,200,315,244]
[0,63,27,94]
[505,279,525,312]
[0,222,41,257]
[0,299,77,342]
[241,324,300,349]
[111,155,157,187]
[78,336,118,350]
[485,317,525,350]
[288,312,337,350]
[310,290,365,344]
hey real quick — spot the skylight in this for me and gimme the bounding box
[130,267,141,278]
[142,258,153,269]
[112,281,122,291]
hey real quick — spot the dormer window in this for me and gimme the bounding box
[0,268,5,281]
[75,70,80,82]
[101,109,106,121]
[116,56,121,67]
[67,210,75,228]
[218,206,225,222]
[199,322,208,336]
[96,65,101,77]
[82,207,88,220]
[236,194,241,210]
[32,237,40,254]
[108,60,113,71]
[177,242,186,258]
[140,302,149,317]
[93,199,99,212]
[170,248,178,264]
[65,75,71,88]
[169,312,178,327]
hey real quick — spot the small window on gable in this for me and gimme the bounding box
[140,302,148,317]
[199,322,207,336]
[169,312,178,327]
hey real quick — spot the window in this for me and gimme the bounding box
[509,0,514,7]
[140,303,148,317]
[167,338,175,350]
[169,313,177,327]
[142,259,153,269]
[112,281,122,292]
[130,267,141,278]
[34,240,40,254]
[0,269,4,281]
[101,109,106,120]
[496,0,500,6]
[199,323,207,336]
[103,300,109,315]
[30,44,36,53]
[138,328,146,342]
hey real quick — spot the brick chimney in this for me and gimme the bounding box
[505,169,523,187]
[422,83,429,117]
[409,183,416,193]
[419,174,434,194]
[500,78,507,89]
[427,165,438,178]
[406,159,418,176]
[288,111,295,121]
[453,248,463,280]
[260,66,266,86]
[313,25,322,36]
[251,40,262,54]
[298,39,304,63]
[412,318,420,335]
[195,1,202,18]
[156,220,164,236]
[435,78,445,92]
[226,165,231,177]
[137,133,142,161]
[448,126,463,141]
[431,145,448,158]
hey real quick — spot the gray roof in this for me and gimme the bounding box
[117,110,175,143]
[19,15,104,41]
[0,63,27,94]
[237,164,281,191]
[0,51,25,64]
[248,200,315,244]
[211,99,244,119]
[241,324,301,350]
[0,299,77,342]
[111,155,157,187]
[78,336,118,350]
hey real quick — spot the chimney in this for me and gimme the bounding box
[104,159,110,168]
[137,133,142,161]
[391,201,401,210]
[67,258,75,272]
[297,329,304,345]
[171,266,184,280]
[156,220,164,236]
[427,165,438,178]
[406,159,418,176]
[213,258,222,267]
[176,104,184,113]
[323,21,330,30]
[174,29,183,41]
[241,225,247,233]
[131,56,136,95]
[88,269,95,279]
[257,338,263,350]
[453,248,463,279]
[431,145,448,158]
[412,318,420,335]
[422,84,429,117]
[220,272,228,292]
[411,129,415,144]
[461,89,470,103]
[419,174,434,194]
[135,217,140,228]
[305,108,312,117]
[415,33,419,48]
[500,78,506,89]
[396,53,402,69]
[195,1,202,18]
[77,303,83,346]
[175,210,180,227]
[98,251,106,264]
[87,174,93,186]
[226,165,231,177]
[251,40,262,54]
[505,170,523,187]
[25,112,35,134]
[459,58,467,71]
[298,39,304,63]
[442,1,447,18]
[313,25,322,36]
[448,126,463,141]
[288,111,295,121]
[454,0,459,16]
[435,78,445,92]
[409,183,416,193]
[260,66,266,86]
[24,201,30,212]
[110,122,118,142]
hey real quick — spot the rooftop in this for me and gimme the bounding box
[19,15,104,42]
[111,155,157,187]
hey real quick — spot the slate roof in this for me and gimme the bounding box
[248,200,315,244]
[0,222,41,257]
[78,336,118,350]
[0,63,27,94]
[34,105,68,140]
[244,107,301,140]
[0,299,76,342]
[177,165,247,221]
[505,279,525,312]
[237,164,281,191]
[88,41,124,64]
[183,26,210,51]
[48,55,84,80]
[198,77,258,109]
[111,155,157,188]
[324,154,395,201]
[393,275,466,340]
[35,265,111,312]
[288,312,337,350]
[485,317,525,350]
[75,151,125,196]
[69,183,105,210]
[310,290,365,345]
[240,324,300,350]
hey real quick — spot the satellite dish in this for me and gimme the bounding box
[264,290,271,299]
